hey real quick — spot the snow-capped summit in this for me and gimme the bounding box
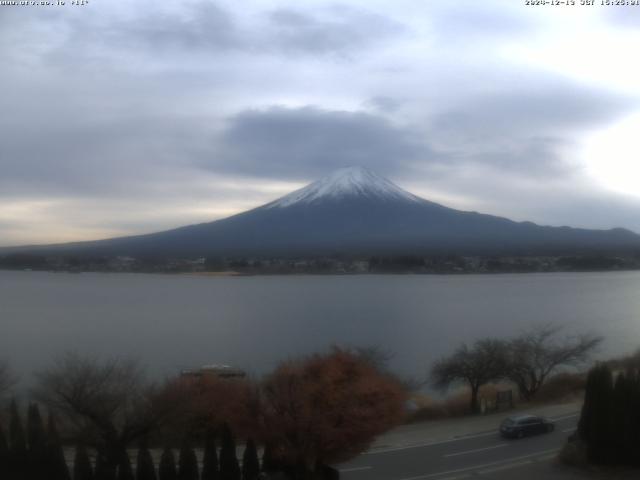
[267,166,422,208]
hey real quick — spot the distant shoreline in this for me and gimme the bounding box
[2,266,640,277]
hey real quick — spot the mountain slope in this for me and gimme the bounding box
[5,166,640,257]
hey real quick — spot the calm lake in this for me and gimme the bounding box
[1,270,639,385]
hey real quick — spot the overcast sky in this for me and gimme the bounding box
[2,0,640,246]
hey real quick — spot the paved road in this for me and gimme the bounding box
[338,412,579,480]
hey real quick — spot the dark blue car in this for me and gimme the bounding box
[500,414,555,439]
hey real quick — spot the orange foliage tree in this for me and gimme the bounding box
[156,374,259,442]
[258,347,407,473]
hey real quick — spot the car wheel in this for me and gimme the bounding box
[517,430,525,439]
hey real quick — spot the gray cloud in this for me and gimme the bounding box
[265,6,405,56]
[208,107,437,180]
[428,83,635,175]
[432,85,631,139]
[366,96,405,113]
[114,2,239,52]
[25,1,406,65]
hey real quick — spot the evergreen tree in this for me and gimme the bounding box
[27,404,48,480]
[219,424,240,480]
[9,400,27,479]
[578,364,614,465]
[178,439,199,480]
[0,422,9,479]
[136,441,157,480]
[27,404,47,456]
[158,448,177,480]
[612,373,632,464]
[73,444,95,480]
[117,450,135,480]
[9,400,27,457]
[629,370,640,466]
[241,439,259,480]
[95,451,116,480]
[201,430,219,480]
[261,443,277,474]
[319,465,340,480]
[46,413,71,480]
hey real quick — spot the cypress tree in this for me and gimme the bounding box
[95,451,116,480]
[178,439,199,480]
[319,465,340,480]
[629,370,640,466]
[9,400,27,457]
[241,439,259,480]
[27,404,47,455]
[578,365,614,465]
[261,443,276,474]
[158,448,177,480]
[136,441,157,480]
[578,366,594,442]
[73,444,95,480]
[0,422,9,479]
[219,424,240,480]
[9,400,27,479]
[117,449,135,480]
[27,404,48,480]
[46,413,71,480]
[201,429,219,480]
[612,372,632,465]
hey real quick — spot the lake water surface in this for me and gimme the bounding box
[1,270,639,384]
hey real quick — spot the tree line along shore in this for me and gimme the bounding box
[2,252,640,274]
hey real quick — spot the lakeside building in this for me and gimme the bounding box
[180,364,246,380]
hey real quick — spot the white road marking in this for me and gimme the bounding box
[339,466,372,473]
[478,460,532,474]
[534,453,559,462]
[395,448,560,480]
[443,443,508,458]
[365,431,498,455]
[550,413,579,421]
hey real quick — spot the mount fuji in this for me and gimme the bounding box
[7,166,640,257]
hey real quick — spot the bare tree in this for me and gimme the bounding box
[0,360,16,398]
[506,324,602,401]
[33,352,181,478]
[431,339,509,414]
